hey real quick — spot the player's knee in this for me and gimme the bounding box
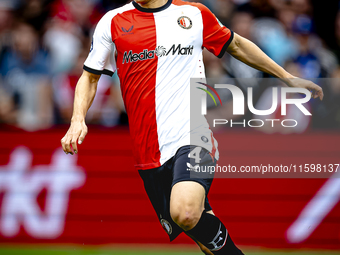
[170,205,202,231]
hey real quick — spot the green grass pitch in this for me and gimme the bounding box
[0,246,339,255]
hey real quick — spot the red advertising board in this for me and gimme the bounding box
[0,127,339,249]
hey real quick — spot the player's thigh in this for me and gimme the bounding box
[170,181,205,221]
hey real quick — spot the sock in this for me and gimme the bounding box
[186,211,244,255]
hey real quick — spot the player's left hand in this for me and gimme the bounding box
[286,77,324,101]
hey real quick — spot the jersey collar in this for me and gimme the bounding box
[133,0,172,13]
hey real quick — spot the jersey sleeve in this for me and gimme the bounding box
[84,12,116,76]
[200,5,234,58]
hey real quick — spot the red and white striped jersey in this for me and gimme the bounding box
[84,0,234,169]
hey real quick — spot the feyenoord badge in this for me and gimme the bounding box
[160,219,173,235]
[177,16,192,29]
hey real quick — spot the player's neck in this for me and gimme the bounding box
[135,0,168,9]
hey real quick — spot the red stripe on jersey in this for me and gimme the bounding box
[111,10,161,169]
[173,0,233,57]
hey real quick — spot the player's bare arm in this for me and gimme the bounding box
[226,32,324,101]
[61,70,100,155]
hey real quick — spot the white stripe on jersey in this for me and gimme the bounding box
[154,4,218,164]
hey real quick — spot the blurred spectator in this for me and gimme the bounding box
[0,22,52,131]
[101,0,132,11]
[334,9,340,61]
[237,0,277,18]
[292,15,338,79]
[252,17,298,66]
[43,18,82,74]
[277,8,296,35]
[224,11,263,80]
[200,0,235,26]
[290,0,313,16]
[15,0,50,32]
[0,1,15,53]
[50,0,102,31]
[308,68,340,130]
[222,10,263,96]
[328,68,340,128]
[292,15,322,78]
[0,0,338,131]
[44,0,104,74]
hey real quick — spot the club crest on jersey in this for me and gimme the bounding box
[177,16,192,29]
[160,219,172,235]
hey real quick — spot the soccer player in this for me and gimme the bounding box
[61,0,323,254]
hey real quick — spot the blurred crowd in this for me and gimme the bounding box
[0,0,339,132]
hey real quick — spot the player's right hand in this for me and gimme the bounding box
[61,120,88,155]
[287,77,324,101]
